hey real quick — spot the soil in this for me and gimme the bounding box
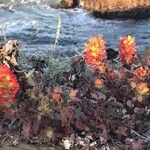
[0,144,63,150]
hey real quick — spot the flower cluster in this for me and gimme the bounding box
[84,36,107,72]
[0,65,19,107]
[84,35,137,72]
[136,82,149,95]
[130,65,149,101]
[133,66,147,79]
[119,35,137,65]
[84,35,149,104]
[131,82,149,95]
[95,79,103,89]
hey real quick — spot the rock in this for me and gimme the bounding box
[79,0,150,19]
[60,0,79,8]
[66,0,73,7]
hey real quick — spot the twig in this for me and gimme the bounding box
[49,16,62,53]
[131,130,150,142]
[54,16,61,46]
[0,118,19,145]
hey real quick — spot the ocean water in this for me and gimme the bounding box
[0,0,149,55]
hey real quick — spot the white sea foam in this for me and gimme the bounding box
[0,0,61,7]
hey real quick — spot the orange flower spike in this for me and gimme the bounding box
[85,36,107,66]
[136,82,149,95]
[89,36,105,58]
[0,65,19,107]
[119,35,137,65]
[95,79,103,89]
[133,66,147,78]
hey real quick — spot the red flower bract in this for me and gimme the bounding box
[133,66,147,79]
[119,35,137,65]
[0,65,19,107]
[84,36,107,72]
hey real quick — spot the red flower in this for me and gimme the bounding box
[0,65,19,107]
[133,66,147,78]
[136,82,149,95]
[119,35,137,65]
[84,36,107,71]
